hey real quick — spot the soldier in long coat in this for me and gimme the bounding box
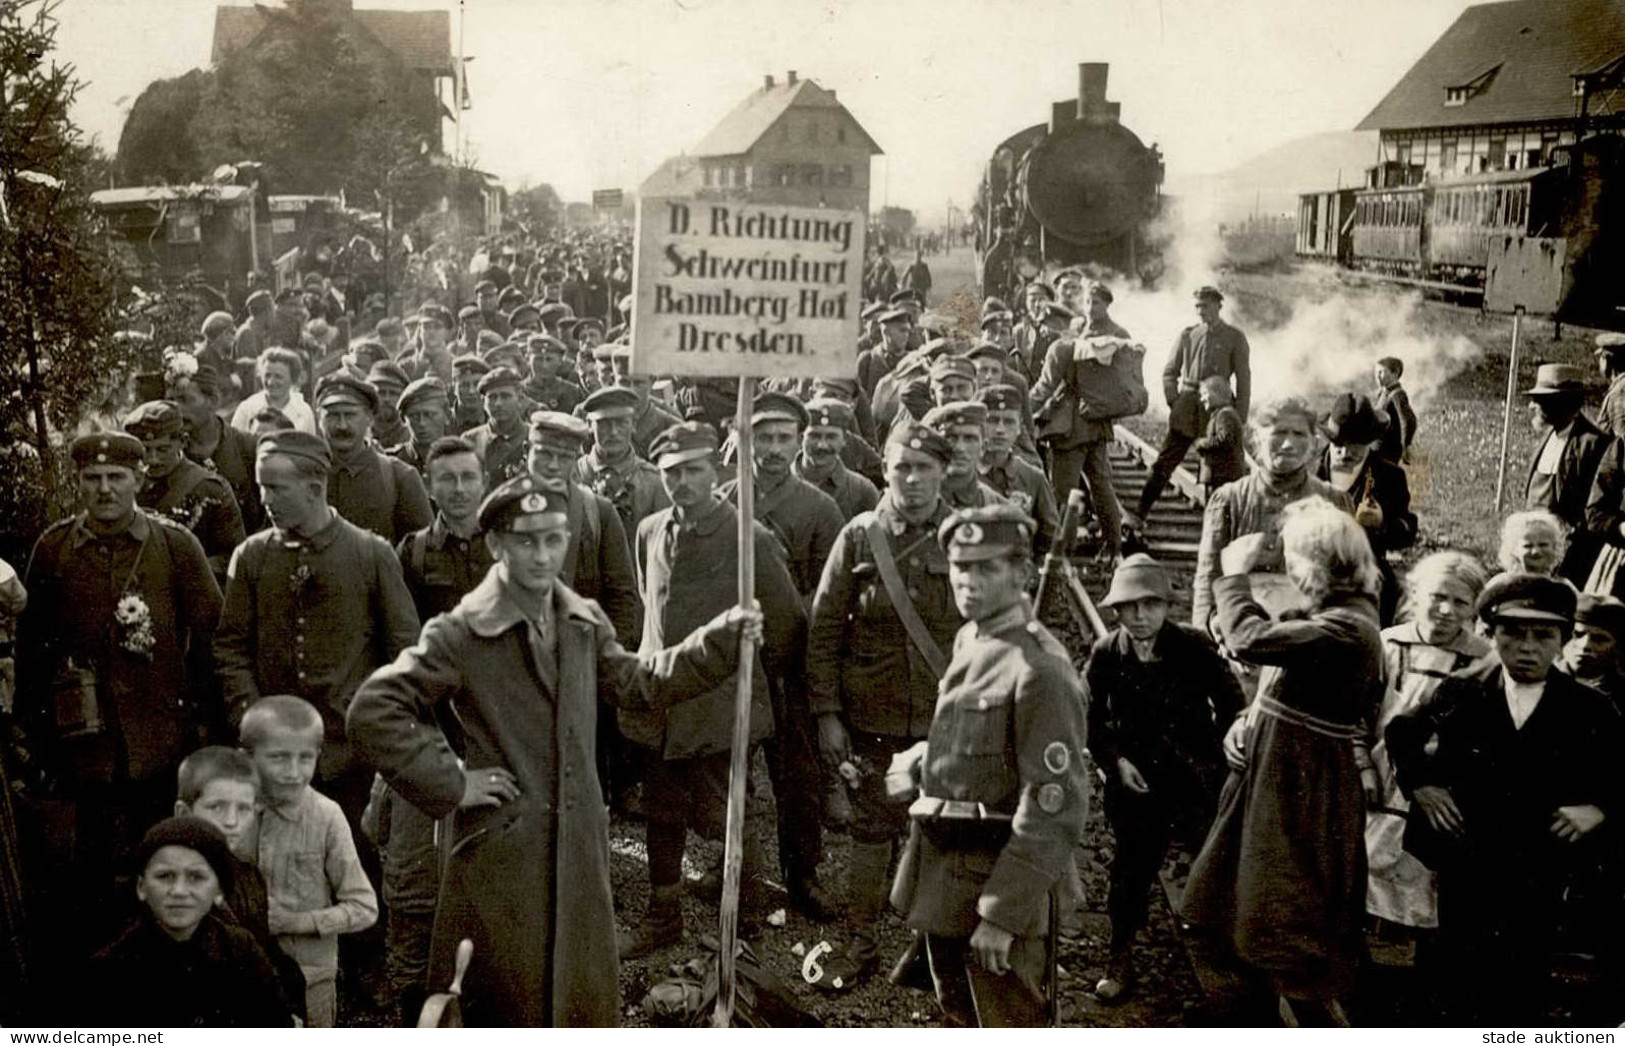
[348,476,760,1026]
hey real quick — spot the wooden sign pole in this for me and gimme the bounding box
[713,375,758,1028]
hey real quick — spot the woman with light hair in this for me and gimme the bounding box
[229,346,316,435]
[1496,509,1566,576]
[1179,496,1384,1027]
[1365,551,1491,939]
[1192,396,1354,633]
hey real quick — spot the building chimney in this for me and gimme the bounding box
[764,74,775,90]
[787,70,798,85]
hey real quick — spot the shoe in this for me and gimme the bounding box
[619,883,685,959]
[786,876,837,922]
[808,947,873,993]
[1094,953,1134,1004]
[1120,510,1145,536]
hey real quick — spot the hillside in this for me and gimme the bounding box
[1167,129,1380,223]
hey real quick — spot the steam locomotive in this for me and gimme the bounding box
[975,63,1166,305]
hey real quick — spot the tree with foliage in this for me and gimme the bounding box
[0,0,124,562]
[512,182,562,236]
[115,68,211,185]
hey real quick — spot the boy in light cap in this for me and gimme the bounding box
[886,503,1087,1026]
[1085,553,1243,1002]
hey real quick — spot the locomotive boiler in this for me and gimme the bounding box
[975,63,1165,304]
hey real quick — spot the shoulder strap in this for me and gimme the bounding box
[380,451,397,508]
[410,529,429,580]
[864,518,947,678]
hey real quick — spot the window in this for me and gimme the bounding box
[829,164,853,187]
[802,164,823,186]
[1440,139,1458,172]
[1445,86,1468,106]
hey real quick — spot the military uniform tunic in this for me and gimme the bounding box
[139,457,247,579]
[328,446,435,546]
[521,375,584,416]
[570,447,669,538]
[719,472,845,599]
[980,453,1060,555]
[794,454,880,522]
[461,419,531,491]
[890,601,1088,1026]
[186,415,265,535]
[396,514,495,623]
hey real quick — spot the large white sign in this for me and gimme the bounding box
[631,196,863,378]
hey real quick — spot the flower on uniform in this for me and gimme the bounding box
[115,594,155,658]
[162,347,199,386]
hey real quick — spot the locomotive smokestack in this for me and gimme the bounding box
[1078,62,1119,125]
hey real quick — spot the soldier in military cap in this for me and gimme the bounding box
[521,335,584,414]
[456,304,485,355]
[391,376,452,477]
[507,302,541,334]
[450,355,491,433]
[367,361,412,450]
[397,435,492,623]
[348,473,763,1026]
[856,300,887,354]
[537,301,573,338]
[17,432,224,964]
[481,339,528,379]
[476,280,510,338]
[168,364,266,534]
[463,366,532,490]
[403,305,456,385]
[809,377,886,484]
[125,399,246,582]
[1594,332,1625,440]
[316,372,434,544]
[795,397,881,521]
[570,385,668,538]
[922,402,1011,516]
[574,316,606,354]
[235,289,275,362]
[216,429,420,831]
[978,385,1058,554]
[1011,282,1058,386]
[619,421,806,955]
[602,345,684,458]
[885,503,1087,1026]
[525,410,643,645]
[805,421,963,991]
[857,306,914,402]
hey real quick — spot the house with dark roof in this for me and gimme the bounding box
[643,71,882,212]
[1356,0,1625,182]
[211,0,458,153]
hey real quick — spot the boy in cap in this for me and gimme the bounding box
[1372,356,1416,464]
[1564,593,1625,711]
[1317,392,1416,624]
[125,399,246,582]
[1193,375,1246,496]
[315,372,433,544]
[1086,554,1243,1001]
[85,817,296,1027]
[619,422,809,954]
[795,397,881,521]
[887,504,1088,1026]
[978,385,1058,554]
[1387,572,1623,1025]
[463,366,531,489]
[571,385,668,537]
[348,474,765,1026]
[805,421,964,991]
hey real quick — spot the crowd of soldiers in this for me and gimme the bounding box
[1,222,1623,1029]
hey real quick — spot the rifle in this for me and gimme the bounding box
[1034,489,1084,616]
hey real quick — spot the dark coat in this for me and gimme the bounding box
[139,457,246,581]
[84,914,296,1027]
[719,473,845,599]
[1527,411,1609,582]
[186,415,264,534]
[621,497,803,759]
[795,453,880,522]
[347,572,743,1026]
[1581,435,1625,596]
[18,511,222,785]
[327,446,434,545]
[1385,657,1623,873]
[560,482,643,645]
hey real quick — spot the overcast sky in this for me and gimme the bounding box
[56,0,1474,221]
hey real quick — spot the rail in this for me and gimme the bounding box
[1112,423,1206,507]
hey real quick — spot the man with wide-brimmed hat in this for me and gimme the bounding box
[1085,553,1243,1003]
[1523,362,1608,586]
[1387,572,1623,1026]
[1317,391,1416,624]
[16,432,223,968]
[125,399,245,582]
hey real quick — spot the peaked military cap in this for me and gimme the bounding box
[475,330,505,352]
[245,289,273,311]
[651,422,719,470]
[452,355,491,376]
[538,302,573,323]
[805,398,855,431]
[397,376,449,414]
[1477,572,1575,626]
[938,503,1036,561]
[477,366,523,396]
[1193,285,1224,303]
[922,401,987,431]
[478,474,570,534]
[751,390,808,429]
[528,410,590,450]
[1041,302,1077,322]
[255,429,331,473]
[885,420,952,465]
[526,334,569,356]
[979,311,1013,330]
[366,360,411,394]
[574,317,605,335]
[860,302,888,321]
[964,341,1005,364]
[508,302,541,328]
[314,372,380,413]
[878,307,910,325]
[979,384,1024,414]
[889,289,923,307]
[582,385,638,420]
[457,304,481,321]
[928,355,976,384]
[71,431,145,472]
[123,400,185,441]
